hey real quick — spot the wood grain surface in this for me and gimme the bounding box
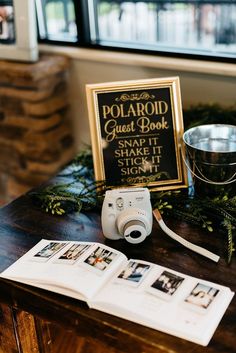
[0,171,235,353]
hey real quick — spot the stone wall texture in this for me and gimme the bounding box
[0,55,75,203]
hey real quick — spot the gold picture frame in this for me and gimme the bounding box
[86,77,188,191]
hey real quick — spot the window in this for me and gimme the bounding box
[37,0,236,61]
[0,0,15,44]
[0,0,38,62]
[36,0,77,42]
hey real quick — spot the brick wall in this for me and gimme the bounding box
[0,55,76,203]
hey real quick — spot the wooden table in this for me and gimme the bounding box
[0,171,235,353]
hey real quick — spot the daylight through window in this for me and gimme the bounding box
[36,0,236,61]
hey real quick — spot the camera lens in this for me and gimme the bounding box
[129,230,142,239]
[123,220,146,243]
[116,208,152,244]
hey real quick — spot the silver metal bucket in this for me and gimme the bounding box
[183,124,236,196]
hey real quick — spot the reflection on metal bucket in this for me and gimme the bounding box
[183,124,236,197]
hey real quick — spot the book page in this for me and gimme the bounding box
[0,239,127,301]
[90,260,234,346]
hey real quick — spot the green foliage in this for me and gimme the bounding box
[223,219,235,264]
[30,102,236,263]
[30,147,104,216]
[183,103,236,130]
[151,191,236,263]
[30,147,236,263]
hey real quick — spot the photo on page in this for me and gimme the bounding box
[183,282,220,313]
[31,242,67,262]
[116,260,151,287]
[147,270,185,301]
[83,246,118,274]
[54,243,92,265]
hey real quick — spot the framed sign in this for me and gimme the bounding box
[86,77,188,191]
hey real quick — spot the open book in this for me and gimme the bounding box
[0,239,234,346]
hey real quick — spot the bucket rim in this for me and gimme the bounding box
[183,123,236,154]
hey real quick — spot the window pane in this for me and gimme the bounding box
[37,0,77,42]
[91,0,236,58]
[0,0,15,44]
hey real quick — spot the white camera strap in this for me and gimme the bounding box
[153,209,220,263]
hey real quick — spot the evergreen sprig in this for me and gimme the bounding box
[30,148,236,263]
[151,191,236,262]
[183,103,236,129]
[29,103,236,262]
[30,148,104,215]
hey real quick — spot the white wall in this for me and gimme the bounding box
[40,47,236,150]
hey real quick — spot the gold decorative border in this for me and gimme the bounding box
[115,92,155,102]
[86,77,188,191]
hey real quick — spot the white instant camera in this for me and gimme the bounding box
[101,187,153,244]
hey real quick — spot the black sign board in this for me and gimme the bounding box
[86,77,188,191]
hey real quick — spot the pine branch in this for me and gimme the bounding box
[29,133,236,262]
[223,219,236,264]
